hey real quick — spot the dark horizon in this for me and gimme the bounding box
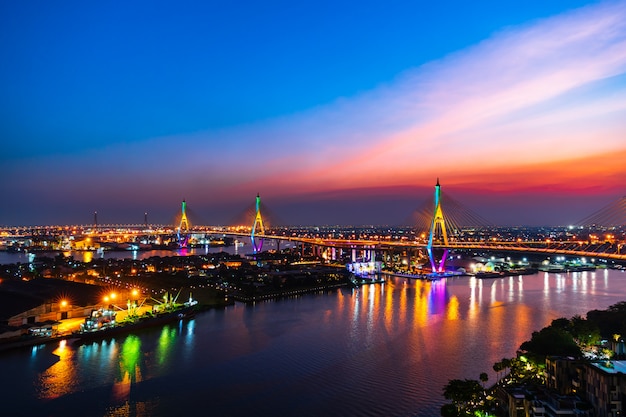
[2,192,621,229]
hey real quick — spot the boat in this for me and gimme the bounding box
[564,265,596,272]
[72,304,196,345]
[474,271,504,279]
[504,267,538,276]
[73,291,198,345]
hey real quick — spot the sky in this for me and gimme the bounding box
[1,0,625,227]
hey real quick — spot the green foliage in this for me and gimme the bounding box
[445,301,626,414]
[520,326,581,358]
[440,403,461,417]
[587,302,626,338]
[550,317,570,330]
[570,315,601,346]
[479,372,488,386]
[442,378,484,415]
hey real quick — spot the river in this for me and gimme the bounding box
[0,236,284,265]
[1,265,626,416]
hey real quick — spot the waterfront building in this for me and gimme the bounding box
[498,385,590,417]
[0,279,102,339]
[546,356,586,395]
[585,361,626,417]
[545,356,626,416]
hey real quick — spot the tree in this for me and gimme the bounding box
[479,372,488,388]
[551,317,571,331]
[443,379,483,414]
[587,302,626,338]
[520,326,581,359]
[570,315,601,346]
[493,361,503,381]
[440,403,460,417]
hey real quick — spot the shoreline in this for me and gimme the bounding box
[0,302,230,355]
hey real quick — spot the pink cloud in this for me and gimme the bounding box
[9,1,626,220]
[180,0,626,197]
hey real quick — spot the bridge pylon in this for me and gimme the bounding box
[427,178,449,273]
[251,193,265,253]
[177,199,190,248]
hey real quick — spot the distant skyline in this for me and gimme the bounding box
[1,1,625,226]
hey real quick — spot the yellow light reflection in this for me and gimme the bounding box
[82,251,93,263]
[415,280,430,327]
[37,340,78,400]
[447,295,459,320]
[399,280,408,328]
[384,281,394,330]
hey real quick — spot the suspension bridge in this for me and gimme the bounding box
[231,182,626,267]
[2,184,625,266]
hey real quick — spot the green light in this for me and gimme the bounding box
[157,325,178,365]
[121,335,141,381]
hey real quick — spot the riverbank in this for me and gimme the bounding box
[0,299,232,354]
[229,281,351,303]
[3,268,626,417]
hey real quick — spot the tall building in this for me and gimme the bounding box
[585,361,626,417]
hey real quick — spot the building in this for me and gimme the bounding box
[546,356,586,395]
[585,361,626,417]
[0,278,101,339]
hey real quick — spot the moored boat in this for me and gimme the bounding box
[474,271,504,279]
[72,304,196,345]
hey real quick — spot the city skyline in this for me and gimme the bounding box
[2,1,625,226]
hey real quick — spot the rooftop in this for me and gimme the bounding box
[590,360,626,374]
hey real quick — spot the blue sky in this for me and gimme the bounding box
[1,1,625,226]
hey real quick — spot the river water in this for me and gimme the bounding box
[0,236,284,265]
[1,258,626,416]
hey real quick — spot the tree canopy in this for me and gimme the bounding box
[519,326,581,358]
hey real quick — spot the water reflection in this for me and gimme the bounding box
[157,325,178,366]
[0,243,251,266]
[447,295,459,320]
[345,278,452,333]
[37,340,78,400]
[113,335,142,403]
[185,318,195,345]
[9,269,626,417]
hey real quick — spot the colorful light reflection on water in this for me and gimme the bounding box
[3,269,626,416]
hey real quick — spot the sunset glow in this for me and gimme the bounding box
[1,1,625,226]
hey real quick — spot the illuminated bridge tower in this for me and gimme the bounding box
[427,178,449,273]
[177,199,190,248]
[251,193,265,253]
